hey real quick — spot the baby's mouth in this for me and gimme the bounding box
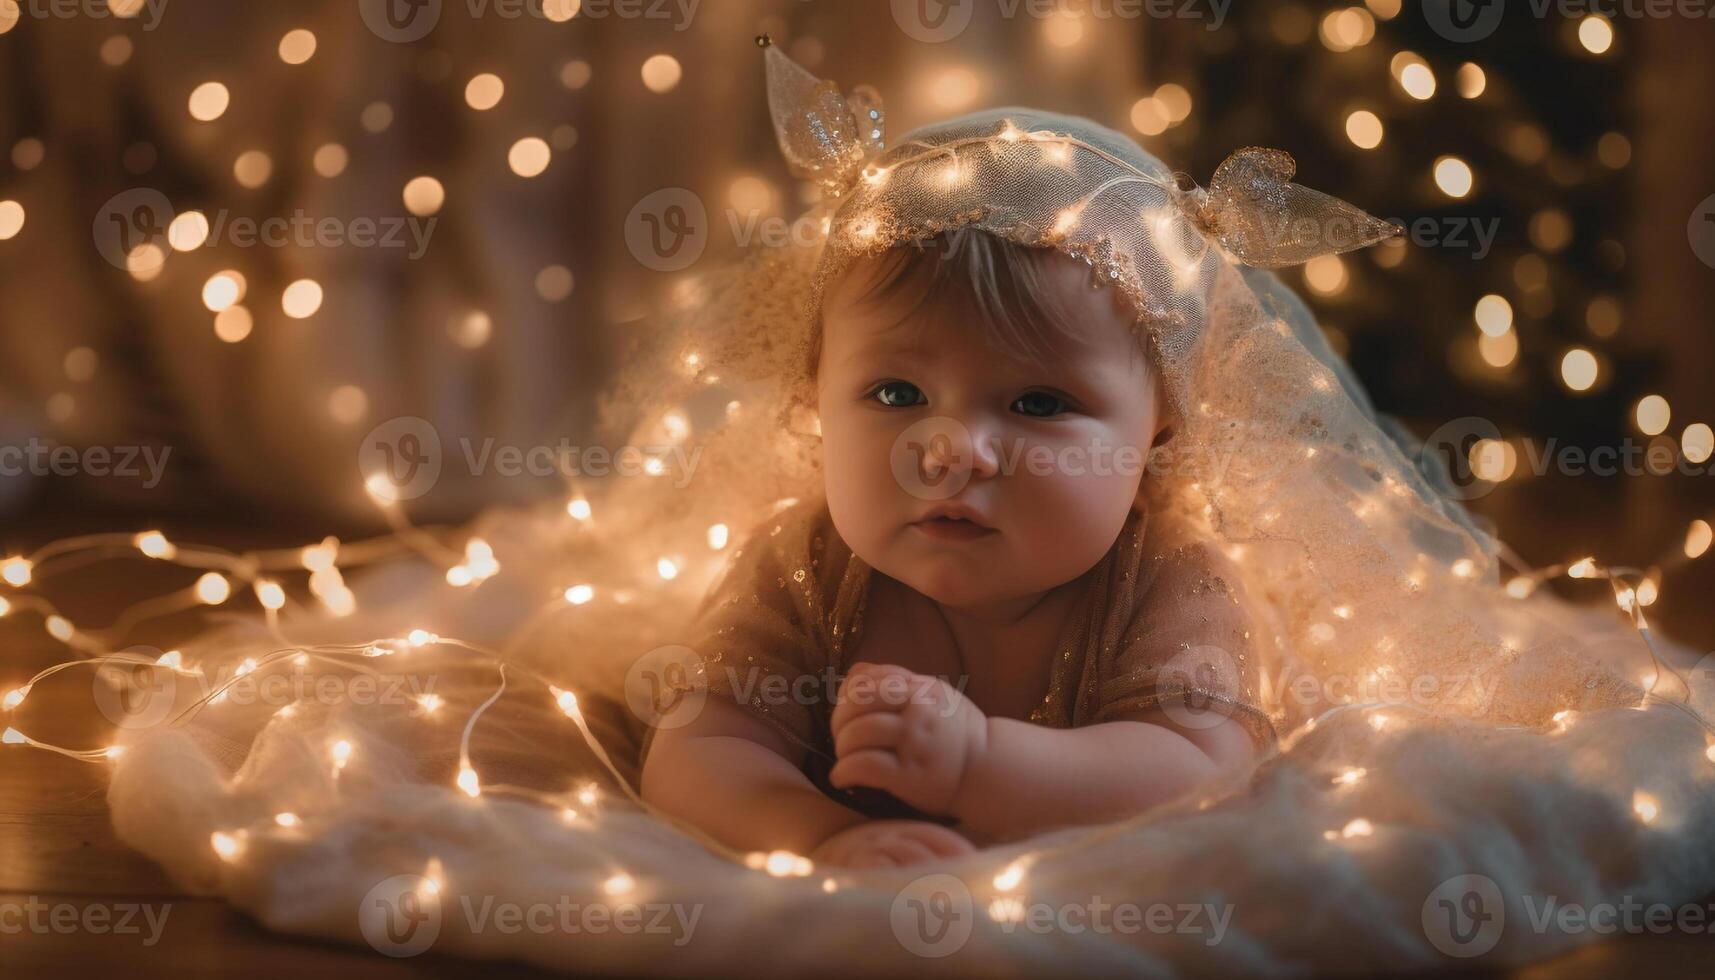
[909,506,998,542]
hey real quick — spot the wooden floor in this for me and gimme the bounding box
[1,509,1710,977]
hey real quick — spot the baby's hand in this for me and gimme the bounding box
[827,662,987,816]
[810,819,975,869]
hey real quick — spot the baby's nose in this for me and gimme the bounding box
[922,419,1000,481]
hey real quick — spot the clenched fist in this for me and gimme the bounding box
[827,662,988,817]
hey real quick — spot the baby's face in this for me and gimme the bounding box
[817,249,1165,613]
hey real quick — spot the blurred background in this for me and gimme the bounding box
[1,0,1711,643]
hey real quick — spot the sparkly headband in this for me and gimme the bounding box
[758,34,1403,271]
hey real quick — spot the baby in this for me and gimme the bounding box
[640,225,1275,868]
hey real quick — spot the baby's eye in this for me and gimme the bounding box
[1011,390,1070,418]
[869,380,926,408]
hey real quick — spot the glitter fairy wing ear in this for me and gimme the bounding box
[1187,147,1404,269]
[760,38,884,197]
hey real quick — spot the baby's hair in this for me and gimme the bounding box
[814,225,1145,374]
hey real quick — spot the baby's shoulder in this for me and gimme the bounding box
[1128,511,1245,609]
[706,495,856,601]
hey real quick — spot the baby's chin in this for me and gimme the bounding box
[878,550,1039,611]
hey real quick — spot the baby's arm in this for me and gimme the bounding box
[947,710,1255,843]
[828,663,1256,845]
[641,696,870,856]
[641,694,976,865]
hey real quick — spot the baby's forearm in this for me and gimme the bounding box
[949,718,1223,843]
[641,732,868,856]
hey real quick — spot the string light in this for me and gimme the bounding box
[202,272,246,312]
[1345,110,1384,150]
[640,54,682,94]
[210,830,245,861]
[993,859,1029,891]
[1560,348,1600,392]
[457,763,482,798]
[1456,63,1487,99]
[133,530,177,560]
[464,73,505,111]
[365,474,400,505]
[1687,521,1712,560]
[1634,395,1671,436]
[1433,156,1474,199]
[1684,424,1714,466]
[188,82,230,122]
[255,580,286,611]
[0,199,23,240]
[1578,15,1615,56]
[168,211,211,251]
[278,29,317,65]
[403,176,445,216]
[195,572,233,605]
[281,279,324,319]
[3,556,34,587]
[1632,790,1659,825]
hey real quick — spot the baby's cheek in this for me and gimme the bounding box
[1010,458,1141,575]
[821,419,904,544]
